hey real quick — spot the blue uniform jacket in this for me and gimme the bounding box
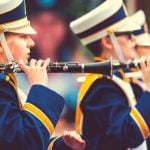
[0,73,66,150]
[78,71,150,150]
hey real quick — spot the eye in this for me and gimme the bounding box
[20,34,28,39]
[115,32,133,40]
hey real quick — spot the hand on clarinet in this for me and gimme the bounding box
[18,58,50,87]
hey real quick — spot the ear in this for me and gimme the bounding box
[100,37,113,50]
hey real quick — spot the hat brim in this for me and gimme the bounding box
[136,33,150,46]
[10,25,37,34]
[2,17,37,34]
[113,16,141,32]
[129,10,145,27]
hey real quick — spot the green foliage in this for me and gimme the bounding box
[67,0,104,20]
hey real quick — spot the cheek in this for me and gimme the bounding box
[118,37,134,51]
[117,38,137,59]
[118,40,129,54]
[8,40,26,60]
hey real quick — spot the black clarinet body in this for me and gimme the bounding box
[0,59,113,76]
[0,58,142,77]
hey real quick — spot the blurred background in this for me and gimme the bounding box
[17,0,150,136]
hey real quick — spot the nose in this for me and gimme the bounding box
[131,34,136,42]
[130,34,136,47]
[28,36,35,48]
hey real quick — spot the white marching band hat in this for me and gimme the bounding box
[130,10,150,47]
[0,0,36,61]
[70,0,140,46]
[0,0,36,34]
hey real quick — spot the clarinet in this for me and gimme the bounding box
[0,59,113,76]
[0,58,142,77]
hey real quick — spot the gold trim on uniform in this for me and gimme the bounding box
[5,74,23,109]
[47,137,60,150]
[23,103,55,135]
[130,107,150,139]
[76,73,103,133]
[118,69,130,82]
[94,57,106,62]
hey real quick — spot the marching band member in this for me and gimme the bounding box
[124,10,150,89]
[70,0,150,149]
[0,0,86,149]
[131,11,150,57]
[125,10,150,93]
[126,10,150,150]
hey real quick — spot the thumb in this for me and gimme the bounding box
[18,59,28,73]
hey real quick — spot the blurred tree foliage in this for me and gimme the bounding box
[67,0,104,20]
[26,0,104,21]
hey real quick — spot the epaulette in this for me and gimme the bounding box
[76,73,110,133]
